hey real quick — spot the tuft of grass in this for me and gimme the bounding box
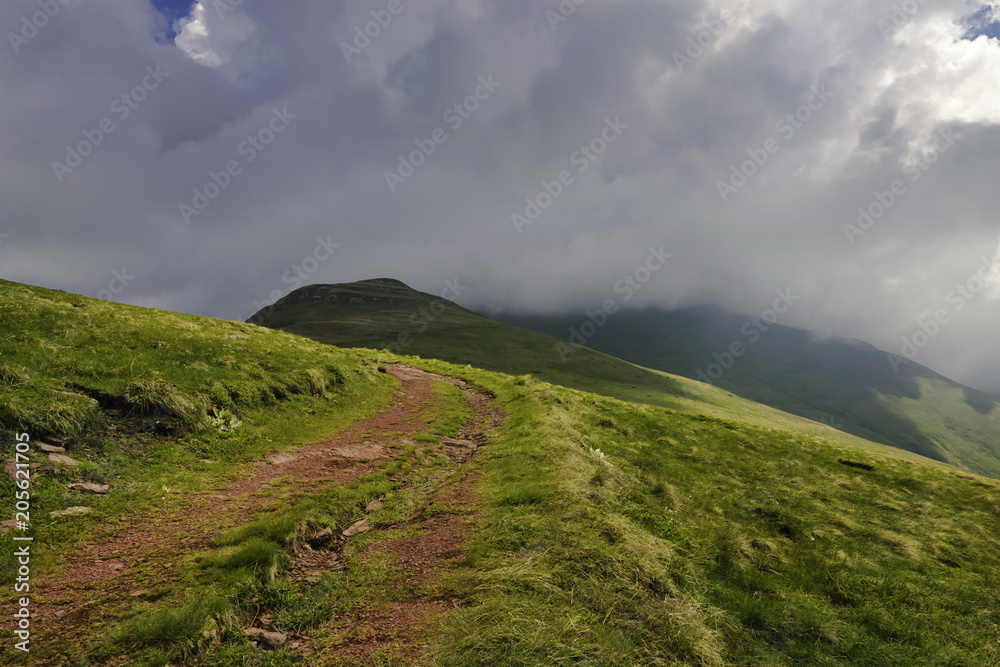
[218,538,284,578]
[498,486,547,506]
[124,377,203,425]
[0,363,29,387]
[0,386,100,434]
[129,592,230,659]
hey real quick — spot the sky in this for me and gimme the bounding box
[0,0,999,395]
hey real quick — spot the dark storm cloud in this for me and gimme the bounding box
[1,0,998,394]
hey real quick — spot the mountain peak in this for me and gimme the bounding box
[356,278,413,289]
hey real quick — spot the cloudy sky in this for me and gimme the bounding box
[1,0,999,393]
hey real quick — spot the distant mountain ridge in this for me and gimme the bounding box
[497,304,1000,475]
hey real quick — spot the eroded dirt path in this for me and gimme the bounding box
[28,365,503,666]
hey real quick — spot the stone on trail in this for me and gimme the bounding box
[366,499,383,512]
[70,482,109,495]
[243,628,288,648]
[50,506,93,518]
[342,517,372,538]
[48,453,82,466]
[39,443,66,453]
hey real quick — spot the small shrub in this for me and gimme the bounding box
[210,408,242,432]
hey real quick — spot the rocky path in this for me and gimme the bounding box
[24,365,503,666]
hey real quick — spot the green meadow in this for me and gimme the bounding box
[2,278,999,665]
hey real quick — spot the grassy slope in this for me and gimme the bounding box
[498,307,1000,478]
[0,279,400,665]
[249,281,948,473]
[416,360,1000,666]
[248,280,699,412]
[3,279,1000,665]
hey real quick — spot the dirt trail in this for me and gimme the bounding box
[27,365,503,665]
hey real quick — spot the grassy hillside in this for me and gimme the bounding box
[0,279,400,664]
[0,284,395,436]
[420,362,1000,666]
[247,279,698,412]
[498,307,1000,479]
[249,280,1000,478]
[4,279,1000,665]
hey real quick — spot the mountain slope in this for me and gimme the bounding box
[4,278,1000,665]
[247,280,943,466]
[250,280,1000,479]
[497,306,1000,479]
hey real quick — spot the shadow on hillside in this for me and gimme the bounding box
[963,388,998,415]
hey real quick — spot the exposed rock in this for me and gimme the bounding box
[70,482,109,495]
[47,453,82,466]
[50,506,93,518]
[342,517,372,538]
[0,520,18,535]
[52,390,89,399]
[243,628,287,648]
[268,453,295,465]
[39,443,66,453]
[441,438,475,448]
[55,600,96,619]
[2,458,37,478]
[366,499,383,512]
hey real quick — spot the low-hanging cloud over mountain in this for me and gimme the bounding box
[1,0,999,393]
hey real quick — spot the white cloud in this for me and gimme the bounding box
[174,3,221,66]
[1,0,1000,392]
[174,1,264,81]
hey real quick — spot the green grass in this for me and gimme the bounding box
[500,307,1000,479]
[252,280,1000,481]
[425,382,470,438]
[248,280,705,416]
[403,359,1000,666]
[129,592,231,658]
[5,279,1000,665]
[0,280,401,665]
